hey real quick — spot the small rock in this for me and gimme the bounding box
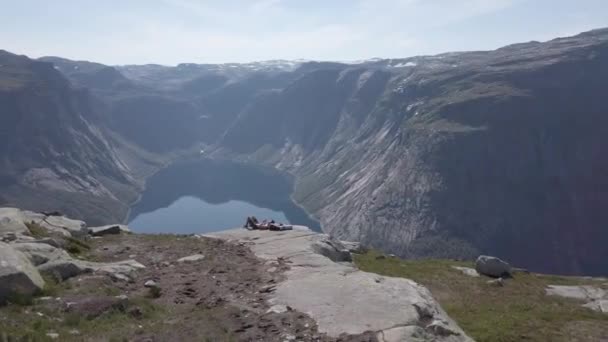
[144,280,158,288]
[487,278,505,287]
[311,237,352,262]
[267,304,288,314]
[267,267,277,273]
[177,254,205,263]
[3,232,17,242]
[451,266,480,277]
[46,332,59,340]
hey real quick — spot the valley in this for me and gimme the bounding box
[1,28,608,276]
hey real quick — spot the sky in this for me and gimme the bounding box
[1,0,607,65]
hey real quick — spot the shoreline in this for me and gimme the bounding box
[119,155,324,234]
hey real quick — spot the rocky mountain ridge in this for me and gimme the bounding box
[1,28,607,275]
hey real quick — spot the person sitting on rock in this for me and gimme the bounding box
[244,216,259,230]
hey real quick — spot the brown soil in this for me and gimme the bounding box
[0,233,378,341]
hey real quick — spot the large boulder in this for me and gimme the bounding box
[0,242,45,303]
[475,255,512,278]
[89,224,130,236]
[0,208,29,238]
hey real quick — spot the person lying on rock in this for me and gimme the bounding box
[244,217,294,231]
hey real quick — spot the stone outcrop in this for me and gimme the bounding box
[21,211,88,238]
[0,208,89,238]
[208,227,472,341]
[13,242,71,266]
[311,237,353,262]
[475,255,512,278]
[0,208,145,302]
[546,285,608,314]
[0,242,45,303]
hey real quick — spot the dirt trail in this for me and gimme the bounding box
[88,234,377,341]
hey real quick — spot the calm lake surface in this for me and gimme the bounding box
[128,159,321,234]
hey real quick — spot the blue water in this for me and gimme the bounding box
[129,196,289,234]
[127,159,321,234]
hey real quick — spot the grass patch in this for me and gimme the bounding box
[355,250,608,342]
[25,221,50,239]
[0,296,164,341]
[146,286,162,299]
[65,236,91,256]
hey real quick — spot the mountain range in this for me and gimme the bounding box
[1,28,607,276]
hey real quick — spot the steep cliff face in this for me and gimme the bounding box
[217,29,608,275]
[0,51,138,224]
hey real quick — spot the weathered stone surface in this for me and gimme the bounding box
[21,210,87,237]
[144,280,158,288]
[89,224,130,236]
[0,241,45,302]
[546,285,608,313]
[451,266,480,277]
[177,254,205,263]
[208,228,472,340]
[475,255,512,278]
[340,241,365,254]
[311,237,352,262]
[13,242,71,266]
[39,260,90,280]
[0,208,29,237]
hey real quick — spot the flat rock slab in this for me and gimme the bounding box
[546,285,608,313]
[208,227,472,341]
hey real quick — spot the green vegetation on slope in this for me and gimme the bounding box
[355,250,608,342]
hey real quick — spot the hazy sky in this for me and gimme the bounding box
[1,0,607,65]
